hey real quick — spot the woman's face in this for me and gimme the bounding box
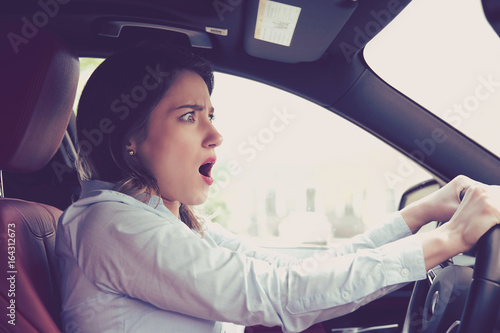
[129,70,223,214]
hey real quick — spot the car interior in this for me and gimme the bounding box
[1,0,500,332]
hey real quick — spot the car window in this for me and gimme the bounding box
[205,73,433,246]
[77,59,433,247]
[73,58,104,112]
[364,0,500,158]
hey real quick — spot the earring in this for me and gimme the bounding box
[128,150,135,156]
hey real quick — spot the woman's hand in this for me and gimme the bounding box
[443,182,500,253]
[416,180,500,270]
[421,175,476,223]
[401,175,474,233]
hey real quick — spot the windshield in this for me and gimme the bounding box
[364,0,500,157]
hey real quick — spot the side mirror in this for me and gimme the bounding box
[399,179,441,234]
[398,179,441,210]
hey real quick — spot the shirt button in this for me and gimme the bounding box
[401,268,410,278]
[342,291,350,300]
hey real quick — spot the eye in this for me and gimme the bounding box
[209,113,215,123]
[180,112,195,123]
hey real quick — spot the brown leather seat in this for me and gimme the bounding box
[0,200,64,332]
[0,21,79,333]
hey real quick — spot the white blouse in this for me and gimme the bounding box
[55,180,426,333]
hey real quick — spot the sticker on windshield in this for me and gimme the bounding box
[254,0,301,47]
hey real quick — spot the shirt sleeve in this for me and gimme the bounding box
[206,212,413,264]
[70,202,426,333]
[325,212,414,256]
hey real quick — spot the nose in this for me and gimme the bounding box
[203,122,223,148]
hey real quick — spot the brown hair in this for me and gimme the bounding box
[76,42,214,233]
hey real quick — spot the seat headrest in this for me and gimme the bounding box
[0,21,79,173]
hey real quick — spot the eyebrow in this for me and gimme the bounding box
[173,104,215,113]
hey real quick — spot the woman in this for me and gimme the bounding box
[55,43,500,332]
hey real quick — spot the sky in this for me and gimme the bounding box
[365,0,500,157]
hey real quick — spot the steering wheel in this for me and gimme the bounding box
[403,225,500,333]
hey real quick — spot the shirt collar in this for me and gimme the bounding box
[80,179,115,195]
[80,179,169,213]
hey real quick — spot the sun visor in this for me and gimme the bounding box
[244,0,357,63]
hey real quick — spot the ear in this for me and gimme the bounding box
[126,138,137,153]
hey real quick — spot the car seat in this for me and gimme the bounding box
[0,20,79,333]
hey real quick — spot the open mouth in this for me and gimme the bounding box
[199,160,215,185]
[199,162,214,178]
